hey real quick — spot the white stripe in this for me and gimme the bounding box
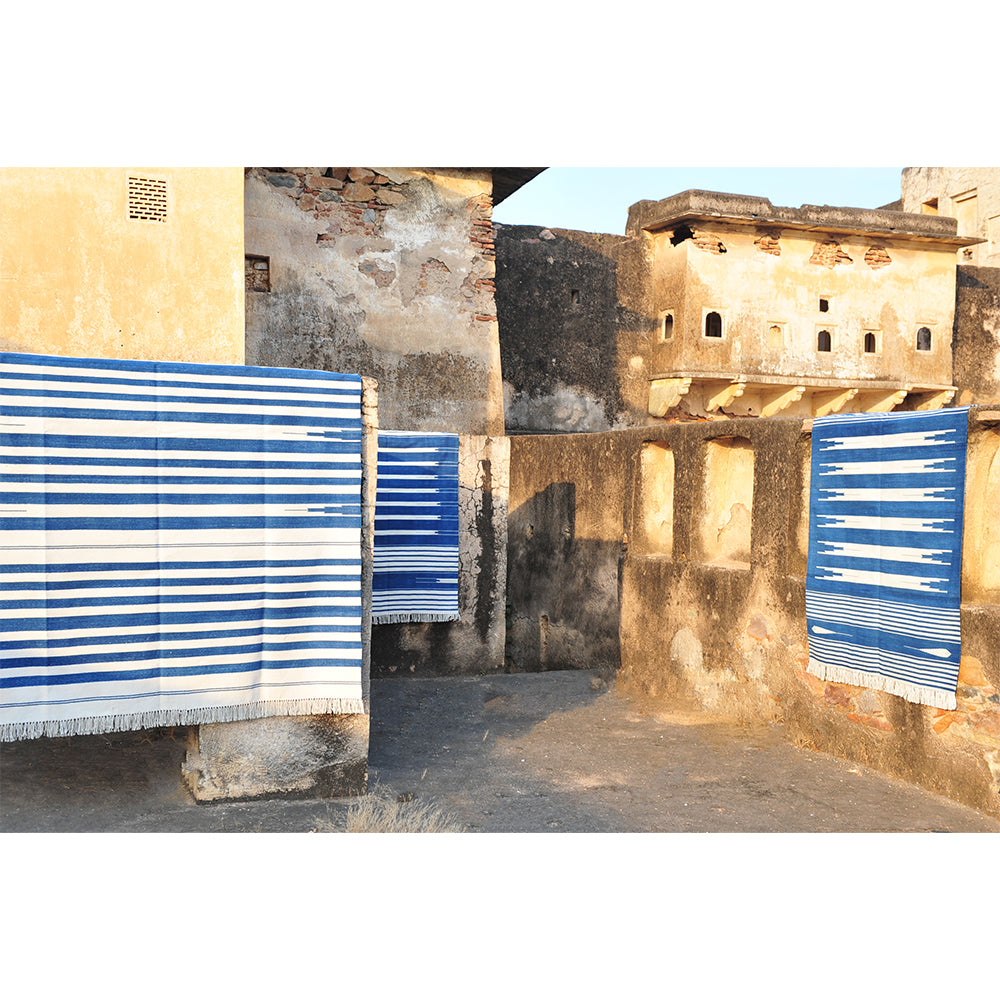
[812,564,949,593]
[815,514,954,533]
[819,457,954,476]
[819,429,958,451]
[0,360,361,393]
[816,541,951,565]
[816,487,956,503]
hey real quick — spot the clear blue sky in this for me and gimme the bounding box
[493,168,904,235]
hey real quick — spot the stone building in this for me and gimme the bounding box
[496,189,981,431]
[901,167,1000,267]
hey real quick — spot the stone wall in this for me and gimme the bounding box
[495,224,655,432]
[506,411,1000,817]
[0,167,245,364]
[245,168,509,677]
[245,168,504,436]
[902,167,1000,267]
[954,265,1000,404]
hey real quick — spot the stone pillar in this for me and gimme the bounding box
[181,378,378,802]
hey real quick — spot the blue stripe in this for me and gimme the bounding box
[1,432,362,454]
[1,351,364,383]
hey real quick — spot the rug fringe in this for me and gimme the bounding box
[372,612,461,625]
[0,697,368,743]
[807,658,957,711]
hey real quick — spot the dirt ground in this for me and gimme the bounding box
[2,669,999,833]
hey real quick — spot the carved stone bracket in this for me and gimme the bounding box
[857,388,909,413]
[912,389,957,411]
[760,385,806,418]
[648,377,693,417]
[811,387,859,418]
[703,379,746,413]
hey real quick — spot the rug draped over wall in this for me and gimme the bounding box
[806,407,969,709]
[373,431,460,624]
[0,352,365,741]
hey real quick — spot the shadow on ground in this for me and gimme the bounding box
[2,670,998,833]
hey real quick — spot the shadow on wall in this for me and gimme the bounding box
[505,481,623,674]
[495,225,656,432]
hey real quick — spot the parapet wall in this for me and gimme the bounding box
[506,412,1000,817]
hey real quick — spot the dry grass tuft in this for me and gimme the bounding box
[312,788,465,833]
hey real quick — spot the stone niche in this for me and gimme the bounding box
[699,436,753,567]
[635,442,675,555]
[962,425,1000,604]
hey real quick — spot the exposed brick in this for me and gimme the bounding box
[864,245,893,269]
[809,241,853,268]
[693,235,727,254]
[754,234,781,256]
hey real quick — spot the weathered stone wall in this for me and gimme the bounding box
[245,168,503,436]
[954,265,1000,404]
[648,223,958,394]
[0,167,245,364]
[506,412,1000,817]
[902,167,1000,266]
[506,431,638,674]
[495,224,656,432]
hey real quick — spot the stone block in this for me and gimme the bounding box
[342,183,375,203]
[182,713,369,802]
[348,168,376,184]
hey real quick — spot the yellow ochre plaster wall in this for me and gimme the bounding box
[0,168,244,364]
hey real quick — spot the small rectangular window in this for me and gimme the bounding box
[819,297,829,312]
[704,310,723,338]
[863,330,880,354]
[916,326,932,351]
[245,254,271,292]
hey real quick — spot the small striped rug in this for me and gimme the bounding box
[1,352,366,741]
[373,431,460,624]
[806,407,969,709]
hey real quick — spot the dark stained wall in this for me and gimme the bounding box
[495,225,656,433]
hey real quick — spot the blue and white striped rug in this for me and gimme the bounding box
[0,352,366,741]
[806,407,969,709]
[373,431,460,624]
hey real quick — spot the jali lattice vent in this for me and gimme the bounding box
[127,175,168,223]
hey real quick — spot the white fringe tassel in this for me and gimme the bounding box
[807,658,957,711]
[0,696,367,743]
[372,612,461,625]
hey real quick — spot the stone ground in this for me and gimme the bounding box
[2,669,999,833]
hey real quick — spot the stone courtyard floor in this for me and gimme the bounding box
[3,669,998,833]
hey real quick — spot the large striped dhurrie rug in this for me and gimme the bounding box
[806,407,969,709]
[1,352,365,741]
[373,431,460,624]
